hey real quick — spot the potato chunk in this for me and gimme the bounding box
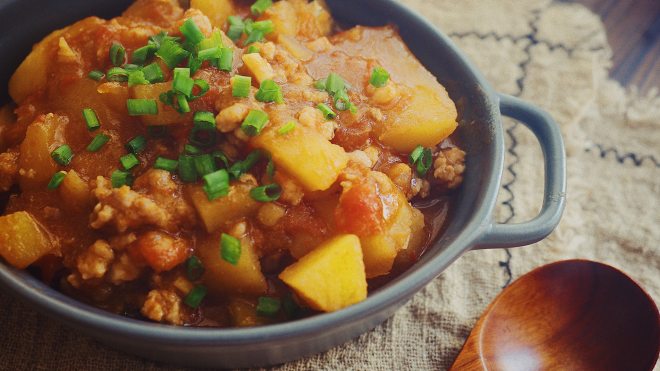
[252,125,348,191]
[132,82,187,126]
[198,232,267,296]
[58,170,92,212]
[241,53,275,84]
[191,0,235,28]
[188,183,260,233]
[0,212,53,269]
[279,234,367,312]
[18,114,68,190]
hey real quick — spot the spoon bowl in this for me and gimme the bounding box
[451,260,660,371]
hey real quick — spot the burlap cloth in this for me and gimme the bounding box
[1,0,658,370]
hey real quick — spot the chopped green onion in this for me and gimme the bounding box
[178,155,198,182]
[246,45,260,54]
[173,68,194,97]
[127,99,158,116]
[82,108,100,131]
[370,66,390,88]
[185,256,204,281]
[199,30,224,51]
[255,79,284,104]
[109,42,126,67]
[410,145,433,177]
[47,171,67,190]
[193,154,216,176]
[314,78,327,91]
[203,169,229,201]
[188,55,203,74]
[88,70,105,81]
[220,233,241,265]
[106,67,128,82]
[156,38,190,69]
[123,64,140,71]
[185,144,202,155]
[127,70,149,87]
[111,169,133,188]
[218,48,234,71]
[244,30,264,45]
[179,18,205,46]
[194,111,215,127]
[256,296,281,317]
[154,157,178,172]
[190,112,217,148]
[250,20,274,35]
[51,145,73,166]
[278,121,296,135]
[241,110,269,136]
[198,47,222,61]
[251,0,273,15]
[120,153,139,170]
[142,62,164,83]
[227,17,245,42]
[231,75,252,98]
[184,285,207,308]
[176,93,191,113]
[125,136,147,154]
[131,44,157,65]
[317,103,336,119]
[250,183,281,202]
[87,134,110,152]
[212,151,230,169]
[228,150,262,178]
[148,31,178,49]
[266,157,275,177]
[325,73,345,95]
[191,79,210,100]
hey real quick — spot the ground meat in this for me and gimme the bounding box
[0,150,18,192]
[109,252,143,285]
[90,170,196,233]
[274,173,304,206]
[433,147,466,190]
[76,240,114,280]
[141,289,183,325]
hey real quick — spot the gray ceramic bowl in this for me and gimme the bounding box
[0,0,566,368]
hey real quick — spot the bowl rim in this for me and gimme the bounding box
[0,0,504,346]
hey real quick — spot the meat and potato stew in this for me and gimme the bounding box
[0,0,466,327]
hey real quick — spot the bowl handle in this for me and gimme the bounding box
[473,94,566,250]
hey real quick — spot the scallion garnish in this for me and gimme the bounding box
[111,169,133,188]
[193,111,216,128]
[125,135,147,154]
[241,110,269,136]
[317,103,336,120]
[127,70,149,87]
[410,145,433,177]
[203,169,229,201]
[246,45,260,54]
[255,79,284,103]
[314,78,327,91]
[191,79,210,100]
[220,233,241,265]
[188,55,203,74]
[154,157,178,172]
[123,64,140,71]
[184,285,207,308]
[47,171,67,190]
[176,93,191,113]
[278,121,296,135]
[131,44,158,65]
[212,151,230,169]
[185,144,202,155]
[109,42,126,67]
[228,150,262,178]
[227,16,245,42]
[250,183,281,202]
[244,30,264,45]
[173,67,194,97]
[51,145,73,166]
[193,154,216,176]
[87,133,110,152]
[317,73,357,113]
[256,296,281,317]
[179,18,205,46]
[251,0,273,15]
[178,155,198,182]
[156,38,190,69]
[231,75,252,98]
[326,73,344,95]
[198,47,222,61]
[82,108,100,131]
[142,62,164,83]
[127,99,158,116]
[106,67,128,82]
[250,20,275,35]
[185,256,205,281]
[199,30,223,51]
[88,70,105,81]
[266,157,275,178]
[120,153,139,170]
[370,66,390,88]
[218,47,234,71]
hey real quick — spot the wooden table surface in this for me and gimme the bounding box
[574,0,659,94]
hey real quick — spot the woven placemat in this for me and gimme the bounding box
[1,0,658,369]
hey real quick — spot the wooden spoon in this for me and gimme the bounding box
[450,260,660,371]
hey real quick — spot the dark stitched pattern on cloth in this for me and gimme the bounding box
[585,143,660,168]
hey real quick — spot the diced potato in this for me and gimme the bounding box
[191,0,235,29]
[18,114,68,190]
[227,297,272,327]
[377,85,457,152]
[277,35,313,61]
[279,234,367,312]
[252,124,348,191]
[0,211,53,269]
[263,1,297,37]
[188,183,260,233]
[241,53,275,84]
[198,232,267,296]
[132,82,187,126]
[58,170,92,212]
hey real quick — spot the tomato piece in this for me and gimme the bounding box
[335,183,384,236]
[136,231,190,272]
